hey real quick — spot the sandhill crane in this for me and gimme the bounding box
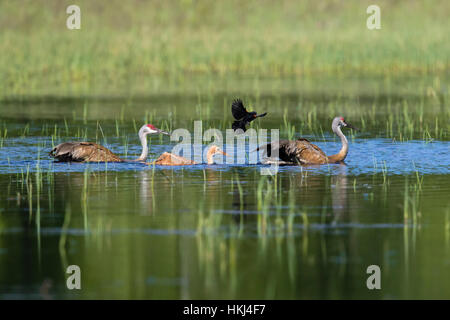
[231,99,267,132]
[49,124,169,162]
[258,117,357,165]
[150,145,227,166]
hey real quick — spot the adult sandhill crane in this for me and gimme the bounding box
[258,117,357,165]
[150,145,227,166]
[49,124,169,162]
[231,99,267,132]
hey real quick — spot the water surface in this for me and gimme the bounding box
[0,77,449,299]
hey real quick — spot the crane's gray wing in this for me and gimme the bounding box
[50,142,122,162]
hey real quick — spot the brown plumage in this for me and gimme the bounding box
[150,145,227,166]
[49,124,169,162]
[49,142,123,162]
[261,139,328,165]
[151,152,196,166]
[258,117,357,165]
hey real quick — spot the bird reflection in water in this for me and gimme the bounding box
[330,163,349,226]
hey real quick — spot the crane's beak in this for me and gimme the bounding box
[344,121,359,131]
[158,129,170,136]
[212,148,228,157]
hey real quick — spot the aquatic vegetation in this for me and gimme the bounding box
[0,112,449,299]
[0,0,449,300]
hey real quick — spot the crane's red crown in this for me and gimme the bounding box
[147,124,156,130]
[340,117,345,121]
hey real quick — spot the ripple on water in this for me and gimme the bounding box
[0,137,448,175]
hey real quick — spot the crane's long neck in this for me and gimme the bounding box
[206,148,215,165]
[327,126,348,163]
[135,131,148,162]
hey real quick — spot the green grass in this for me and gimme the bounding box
[1,0,450,97]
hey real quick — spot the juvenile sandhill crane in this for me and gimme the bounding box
[258,117,357,165]
[150,145,227,166]
[231,99,267,132]
[49,124,169,162]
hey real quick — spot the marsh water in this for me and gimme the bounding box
[0,76,449,299]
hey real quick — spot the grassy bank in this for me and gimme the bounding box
[1,0,449,97]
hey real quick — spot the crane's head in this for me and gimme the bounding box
[141,124,170,136]
[205,145,228,164]
[333,117,358,131]
[209,145,228,157]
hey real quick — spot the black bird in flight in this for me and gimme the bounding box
[231,99,267,132]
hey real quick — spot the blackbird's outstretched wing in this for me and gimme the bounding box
[231,99,249,120]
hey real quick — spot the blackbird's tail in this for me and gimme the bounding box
[232,120,247,132]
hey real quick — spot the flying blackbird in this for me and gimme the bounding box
[231,99,267,132]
